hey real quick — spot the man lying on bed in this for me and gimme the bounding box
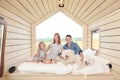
[63,35,83,61]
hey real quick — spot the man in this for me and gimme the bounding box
[63,35,83,61]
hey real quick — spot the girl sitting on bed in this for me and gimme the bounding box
[28,42,47,63]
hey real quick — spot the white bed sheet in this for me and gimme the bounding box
[18,62,73,74]
[18,55,110,75]
[72,55,110,75]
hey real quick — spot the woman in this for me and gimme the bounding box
[44,33,63,64]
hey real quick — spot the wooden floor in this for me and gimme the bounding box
[4,71,115,80]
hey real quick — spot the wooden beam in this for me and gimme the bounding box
[80,0,105,20]
[0,7,31,27]
[27,0,43,18]
[83,25,88,50]
[17,0,39,20]
[70,0,80,13]
[35,0,47,15]
[87,0,120,24]
[53,0,57,10]
[31,24,36,54]
[0,0,34,23]
[64,0,69,9]
[41,0,50,13]
[77,0,96,18]
[73,0,87,17]
[83,0,118,23]
[48,0,54,11]
[67,0,74,11]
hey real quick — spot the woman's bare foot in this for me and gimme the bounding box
[51,60,57,64]
[44,59,51,64]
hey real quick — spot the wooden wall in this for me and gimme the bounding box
[87,9,120,80]
[0,0,119,80]
[0,6,32,76]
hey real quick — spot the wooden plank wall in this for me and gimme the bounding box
[0,7,32,75]
[87,9,120,80]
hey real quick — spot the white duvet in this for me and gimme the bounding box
[18,49,110,75]
[18,62,73,74]
[18,55,110,75]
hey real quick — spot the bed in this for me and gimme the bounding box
[5,49,115,80]
[17,49,111,75]
[17,56,111,74]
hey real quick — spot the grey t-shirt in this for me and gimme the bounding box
[46,43,63,60]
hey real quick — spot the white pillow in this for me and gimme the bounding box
[83,48,96,56]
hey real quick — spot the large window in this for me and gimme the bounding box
[91,29,100,50]
[36,12,83,51]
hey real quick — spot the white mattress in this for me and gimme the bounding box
[18,55,110,75]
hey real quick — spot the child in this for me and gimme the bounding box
[28,42,47,63]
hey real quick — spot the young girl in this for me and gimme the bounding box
[30,42,47,63]
[44,33,64,64]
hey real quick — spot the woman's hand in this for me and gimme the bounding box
[46,45,51,52]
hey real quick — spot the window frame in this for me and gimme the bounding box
[91,28,100,50]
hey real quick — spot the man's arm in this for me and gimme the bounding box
[74,43,83,61]
[80,52,83,61]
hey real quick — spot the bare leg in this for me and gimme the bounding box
[44,59,51,64]
[51,60,57,64]
[25,60,38,63]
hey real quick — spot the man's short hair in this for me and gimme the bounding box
[66,34,72,38]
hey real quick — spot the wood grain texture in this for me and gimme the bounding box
[88,9,120,80]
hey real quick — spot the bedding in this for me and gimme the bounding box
[72,55,110,75]
[18,49,110,75]
[18,62,73,74]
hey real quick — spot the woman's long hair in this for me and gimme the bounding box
[53,33,61,44]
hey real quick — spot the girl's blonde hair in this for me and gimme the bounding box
[36,42,46,56]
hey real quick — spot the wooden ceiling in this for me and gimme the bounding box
[0,0,120,25]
